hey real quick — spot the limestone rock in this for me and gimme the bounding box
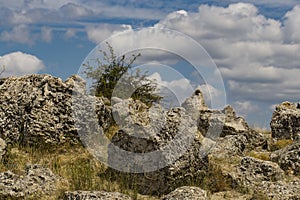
[181,89,208,113]
[0,74,111,146]
[222,105,249,136]
[270,101,300,141]
[238,156,284,185]
[108,99,207,195]
[0,164,61,198]
[198,105,249,139]
[271,142,300,175]
[258,179,300,200]
[161,186,209,200]
[208,135,247,158]
[64,191,133,200]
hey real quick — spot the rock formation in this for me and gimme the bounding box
[0,74,299,199]
[161,186,209,200]
[107,89,267,195]
[271,101,300,141]
[108,99,207,194]
[271,142,300,175]
[0,74,111,146]
[0,164,63,199]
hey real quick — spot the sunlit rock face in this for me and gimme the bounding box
[0,74,111,146]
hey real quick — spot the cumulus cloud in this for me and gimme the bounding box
[148,72,194,105]
[41,26,52,42]
[64,28,77,39]
[0,52,45,77]
[146,72,225,109]
[86,24,133,44]
[59,2,93,19]
[283,5,300,43]
[233,100,259,117]
[0,25,33,44]
[199,84,225,108]
[154,3,300,107]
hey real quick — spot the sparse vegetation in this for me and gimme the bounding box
[0,143,159,200]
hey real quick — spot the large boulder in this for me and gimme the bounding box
[0,164,63,199]
[271,142,300,175]
[270,101,300,141]
[237,156,284,185]
[0,74,111,146]
[161,186,209,200]
[64,191,133,200]
[234,157,300,199]
[258,179,300,200]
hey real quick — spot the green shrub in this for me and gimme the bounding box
[83,42,162,106]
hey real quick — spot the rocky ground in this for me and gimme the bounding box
[0,74,299,199]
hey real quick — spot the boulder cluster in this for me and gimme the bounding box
[0,74,299,199]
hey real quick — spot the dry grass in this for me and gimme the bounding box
[245,151,270,161]
[270,139,293,151]
[0,142,159,200]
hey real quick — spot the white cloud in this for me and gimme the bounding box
[59,2,92,19]
[64,28,77,39]
[153,3,300,106]
[148,72,194,105]
[0,25,33,44]
[146,72,225,109]
[158,3,283,42]
[199,84,225,108]
[41,26,52,42]
[86,24,133,44]
[0,52,45,77]
[283,5,300,43]
[233,100,259,117]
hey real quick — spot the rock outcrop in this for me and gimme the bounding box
[0,164,62,199]
[161,186,209,200]
[198,105,250,139]
[108,99,207,194]
[271,142,300,175]
[0,74,111,146]
[107,90,264,195]
[1,74,300,199]
[271,101,300,141]
[237,156,284,184]
[64,191,133,200]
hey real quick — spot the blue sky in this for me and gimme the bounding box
[1,0,300,128]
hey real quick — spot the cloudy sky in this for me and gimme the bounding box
[0,0,299,128]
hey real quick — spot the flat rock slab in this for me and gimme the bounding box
[64,191,133,200]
